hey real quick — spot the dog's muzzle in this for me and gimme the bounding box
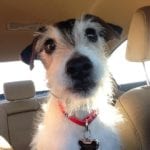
[66,55,96,95]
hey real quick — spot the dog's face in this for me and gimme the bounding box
[21,14,122,99]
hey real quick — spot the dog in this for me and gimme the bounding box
[21,14,123,150]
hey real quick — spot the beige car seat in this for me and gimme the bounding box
[0,80,41,150]
[117,6,150,150]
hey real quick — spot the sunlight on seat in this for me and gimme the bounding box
[0,136,13,150]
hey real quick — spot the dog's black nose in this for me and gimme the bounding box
[66,55,93,80]
[66,55,96,96]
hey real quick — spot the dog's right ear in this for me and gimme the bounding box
[20,37,39,70]
[20,43,33,65]
[20,26,47,70]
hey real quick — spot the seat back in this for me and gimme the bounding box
[0,80,41,150]
[116,6,150,150]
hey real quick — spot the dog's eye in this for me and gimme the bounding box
[85,28,98,42]
[44,38,56,54]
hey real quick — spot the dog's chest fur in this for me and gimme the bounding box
[32,99,121,150]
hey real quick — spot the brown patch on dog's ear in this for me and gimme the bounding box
[107,23,122,36]
[105,23,122,40]
[20,37,39,70]
[54,19,75,45]
[98,24,122,42]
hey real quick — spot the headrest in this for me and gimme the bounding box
[126,6,150,61]
[3,80,35,101]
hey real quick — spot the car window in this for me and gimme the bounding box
[108,41,150,85]
[0,60,48,94]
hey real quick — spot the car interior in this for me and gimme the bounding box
[0,0,150,150]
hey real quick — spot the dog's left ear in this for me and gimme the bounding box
[98,22,123,42]
[107,23,123,39]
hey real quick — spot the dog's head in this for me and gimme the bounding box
[21,14,122,98]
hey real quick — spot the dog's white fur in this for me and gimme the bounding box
[30,15,122,150]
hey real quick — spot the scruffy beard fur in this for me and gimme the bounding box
[21,14,123,150]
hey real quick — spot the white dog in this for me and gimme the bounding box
[21,14,123,150]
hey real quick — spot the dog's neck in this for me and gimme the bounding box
[57,96,98,120]
[49,88,122,127]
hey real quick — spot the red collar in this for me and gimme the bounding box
[58,101,98,127]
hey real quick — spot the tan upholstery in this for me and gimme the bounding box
[3,80,35,101]
[116,86,150,150]
[0,80,45,150]
[126,6,150,61]
[117,6,150,150]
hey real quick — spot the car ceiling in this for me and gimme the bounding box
[0,0,150,61]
